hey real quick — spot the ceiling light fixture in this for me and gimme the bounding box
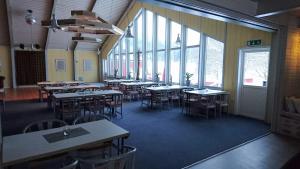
[25,10,37,25]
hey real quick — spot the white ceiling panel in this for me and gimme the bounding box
[9,0,52,48]
[5,0,131,50]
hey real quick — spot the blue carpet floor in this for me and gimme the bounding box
[2,100,270,169]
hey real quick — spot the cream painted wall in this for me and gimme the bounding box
[74,50,99,82]
[47,49,74,81]
[224,23,272,112]
[0,45,11,88]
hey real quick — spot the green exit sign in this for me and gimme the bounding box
[247,39,262,46]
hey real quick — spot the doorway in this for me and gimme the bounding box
[15,50,46,86]
[236,47,270,121]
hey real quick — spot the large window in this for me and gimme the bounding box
[105,9,225,88]
[146,52,153,80]
[114,44,120,76]
[146,10,153,80]
[204,37,224,87]
[128,24,134,77]
[120,37,126,77]
[185,28,200,85]
[156,15,166,82]
[136,13,143,79]
[169,21,181,83]
[157,51,165,81]
[129,54,134,77]
[169,49,180,83]
[157,15,166,50]
[109,52,114,76]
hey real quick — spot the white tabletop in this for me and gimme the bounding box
[146,85,192,91]
[44,84,98,91]
[53,90,123,99]
[185,89,227,96]
[120,81,156,86]
[37,81,81,86]
[104,79,136,83]
[2,120,129,167]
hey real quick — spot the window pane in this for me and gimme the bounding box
[122,54,127,78]
[157,16,166,50]
[121,37,126,53]
[170,21,181,48]
[157,51,165,81]
[109,53,114,76]
[146,52,152,80]
[204,37,224,87]
[115,54,120,75]
[138,53,143,79]
[103,59,107,74]
[186,28,200,46]
[170,49,180,83]
[146,11,153,51]
[186,47,199,85]
[114,44,119,54]
[137,14,143,51]
[129,25,134,53]
[243,51,269,86]
[129,54,134,77]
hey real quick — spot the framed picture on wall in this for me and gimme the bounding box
[55,59,66,72]
[83,59,92,72]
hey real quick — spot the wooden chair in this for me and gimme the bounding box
[28,156,78,169]
[216,93,229,117]
[199,95,217,119]
[153,91,170,110]
[78,145,136,169]
[58,98,82,122]
[105,94,123,119]
[181,88,198,115]
[73,114,109,125]
[169,90,181,106]
[23,119,67,133]
[140,86,151,107]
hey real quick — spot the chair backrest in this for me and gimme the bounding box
[23,119,67,133]
[73,114,109,125]
[80,146,136,169]
[61,159,78,169]
[217,93,229,102]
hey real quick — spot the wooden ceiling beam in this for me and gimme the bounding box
[73,0,97,51]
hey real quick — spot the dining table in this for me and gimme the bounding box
[184,89,228,114]
[145,85,193,108]
[2,119,129,168]
[52,90,123,114]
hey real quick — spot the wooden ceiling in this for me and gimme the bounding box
[0,0,131,51]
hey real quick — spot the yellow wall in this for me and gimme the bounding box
[47,49,74,81]
[100,1,272,112]
[0,45,11,88]
[224,23,272,111]
[74,50,99,82]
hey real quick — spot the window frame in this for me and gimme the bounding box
[202,34,225,89]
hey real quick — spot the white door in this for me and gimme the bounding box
[236,48,270,121]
